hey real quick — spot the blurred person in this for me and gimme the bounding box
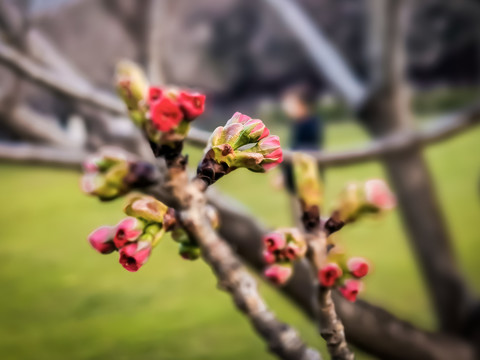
[280,83,324,194]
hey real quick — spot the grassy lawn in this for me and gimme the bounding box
[0,121,479,360]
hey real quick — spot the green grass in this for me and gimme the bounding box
[1,121,479,360]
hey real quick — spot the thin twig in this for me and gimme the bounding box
[306,231,354,360]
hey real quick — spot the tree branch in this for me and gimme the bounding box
[154,157,322,360]
[0,141,85,169]
[0,40,125,115]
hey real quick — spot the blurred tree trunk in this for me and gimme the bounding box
[363,0,476,335]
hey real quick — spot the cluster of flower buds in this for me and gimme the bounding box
[170,205,219,261]
[81,147,157,201]
[116,61,205,148]
[87,195,173,272]
[318,256,370,302]
[262,228,307,285]
[197,112,283,185]
[334,179,396,223]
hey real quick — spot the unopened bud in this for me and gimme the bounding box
[318,263,343,287]
[264,264,293,286]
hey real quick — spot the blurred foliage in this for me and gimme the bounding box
[0,121,479,360]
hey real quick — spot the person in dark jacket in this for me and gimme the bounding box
[280,83,324,193]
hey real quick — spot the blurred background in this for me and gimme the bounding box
[0,0,479,359]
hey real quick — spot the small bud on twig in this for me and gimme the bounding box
[339,279,363,302]
[318,263,343,287]
[347,257,370,278]
[88,226,116,254]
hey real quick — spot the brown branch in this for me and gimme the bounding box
[2,143,474,359]
[152,157,322,360]
[300,207,354,360]
[0,104,76,147]
[1,31,478,168]
[0,40,125,115]
[0,142,85,169]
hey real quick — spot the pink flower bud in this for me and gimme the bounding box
[347,257,370,278]
[178,91,206,121]
[88,226,116,254]
[226,112,252,125]
[264,264,293,285]
[244,119,268,141]
[339,279,363,302]
[262,250,276,264]
[258,135,281,152]
[83,156,100,173]
[258,136,283,171]
[318,263,343,287]
[150,96,184,132]
[113,217,144,249]
[148,87,162,103]
[365,179,396,210]
[119,241,152,272]
[263,232,286,252]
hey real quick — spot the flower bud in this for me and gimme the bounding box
[364,179,396,210]
[148,87,162,103]
[119,241,152,272]
[347,257,369,278]
[292,153,323,208]
[318,263,343,287]
[283,228,307,260]
[150,96,184,132]
[115,60,149,126]
[262,250,276,264]
[336,179,396,222]
[81,148,156,201]
[263,232,286,252]
[88,226,116,254]
[198,113,282,184]
[113,217,145,249]
[339,279,363,302]
[178,91,206,121]
[178,243,201,260]
[123,195,169,224]
[264,264,293,286]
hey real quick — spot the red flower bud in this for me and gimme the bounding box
[113,217,144,249]
[148,87,162,103]
[365,179,396,210]
[178,91,206,121]
[339,279,363,302]
[263,232,286,252]
[262,250,276,264]
[347,257,370,278]
[150,96,184,132]
[318,263,343,287]
[264,264,292,285]
[88,226,116,254]
[119,241,152,272]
